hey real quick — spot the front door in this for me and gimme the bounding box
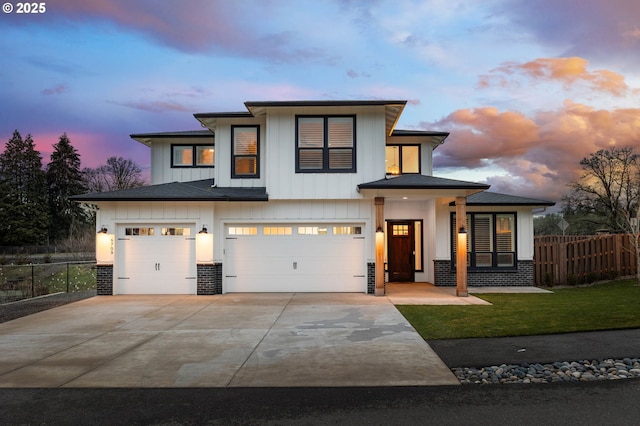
[387,221,415,282]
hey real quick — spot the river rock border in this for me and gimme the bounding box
[453,358,640,384]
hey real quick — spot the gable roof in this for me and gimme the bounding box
[70,179,268,202]
[449,191,555,206]
[358,174,490,191]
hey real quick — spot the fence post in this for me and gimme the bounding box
[31,263,35,297]
[66,262,70,293]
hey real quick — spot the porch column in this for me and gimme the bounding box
[374,197,385,296]
[455,196,468,297]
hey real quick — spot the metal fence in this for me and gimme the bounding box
[0,261,97,304]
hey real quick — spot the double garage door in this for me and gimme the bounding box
[224,224,366,293]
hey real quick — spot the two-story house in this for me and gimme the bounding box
[73,100,554,296]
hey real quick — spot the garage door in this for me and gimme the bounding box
[116,224,196,294]
[224,224,366,292]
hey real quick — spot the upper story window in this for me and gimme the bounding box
[296,115,356,173]
[232,125,259,178]
[451,212,517,269]
[386,145,420,175]
[172,145,215,168]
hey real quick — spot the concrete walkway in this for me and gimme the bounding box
[0,293,459,388]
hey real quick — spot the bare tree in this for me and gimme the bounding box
[83,156,146,192]
[564,146,640,284]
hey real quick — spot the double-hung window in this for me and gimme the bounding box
[296,115,356,172]
[232,125,259,178]
[171,145,214,167]
[451,212,516,269]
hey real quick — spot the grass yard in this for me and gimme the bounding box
[396,279,640,340]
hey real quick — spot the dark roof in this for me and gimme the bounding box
[244,100,407,108]
[450,191,556,206]
[130,130,213,147]
[193,111,254,119]
[391,130,449,137]
[70,179,268,202]
[358,174,491,190]
[130,130,213,139]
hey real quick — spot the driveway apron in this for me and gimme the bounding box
[0,294,459,388]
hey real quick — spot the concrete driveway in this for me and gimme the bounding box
[0,293,459,388]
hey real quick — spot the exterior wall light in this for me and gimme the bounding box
[196,224,214,264]
[96,226,114,265]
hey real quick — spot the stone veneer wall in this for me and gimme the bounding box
[197,263,223,295]
[433,260,534,287]
[96,265,114,295]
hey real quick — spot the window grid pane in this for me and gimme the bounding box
[328,117,353,148]
[173,147,193,166]
[329,149,353,169]
[196,146,214,166]
[299,149,324,169]
[298,118,324,148]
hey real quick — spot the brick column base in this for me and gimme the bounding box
[197,263,223,295]
[96,265,113,295]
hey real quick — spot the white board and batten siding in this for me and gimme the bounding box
[264,106,387,200]
[150,138,216,185]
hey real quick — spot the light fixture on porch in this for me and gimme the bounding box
[376,226,384,234]
[458,226,467,234]
[98,225,108,234]
[199,225,208,234]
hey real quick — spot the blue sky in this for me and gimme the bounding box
[1,0,639,204]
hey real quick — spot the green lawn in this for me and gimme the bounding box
[396,279,640,340]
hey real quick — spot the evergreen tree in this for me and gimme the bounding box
[46,133,88,241]
[0,130,49,245]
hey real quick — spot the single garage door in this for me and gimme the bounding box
[224,224,366,292]
[116,224,196,294]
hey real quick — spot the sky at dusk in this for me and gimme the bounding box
[1,0,640,207]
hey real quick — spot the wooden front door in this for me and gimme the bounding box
[387,221,415,282]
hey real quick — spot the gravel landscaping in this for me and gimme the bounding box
[454,358,640,384]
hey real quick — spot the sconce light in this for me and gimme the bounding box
[458,226,467,234]
[376,226,384,234]
[199,225,208,234]
[98,226,108,234]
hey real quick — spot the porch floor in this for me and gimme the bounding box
[384,282,551,305]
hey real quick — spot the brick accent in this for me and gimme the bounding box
[96,265,113,295]
[434,260,534,287]
[367,262,375,294]
[197,263,223,295]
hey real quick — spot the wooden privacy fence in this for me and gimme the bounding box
[534,234,638,286]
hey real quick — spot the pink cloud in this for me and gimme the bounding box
[480,57,631,96]
[429,101,640,201]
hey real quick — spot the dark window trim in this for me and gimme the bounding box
[385,144,422,175]
[171,144,215,168]
[295,115,357,173]
[231,125,260,179]
[450,212,518,271]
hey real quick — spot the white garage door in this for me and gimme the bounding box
[224,224,366,293]
[116,224,196,294]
